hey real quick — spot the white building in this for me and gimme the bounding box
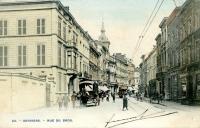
[0,0,90,105]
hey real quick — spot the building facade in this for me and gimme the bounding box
[178,0,200,104]
[133,67,140,93]
[89,39,101,81]
[146,47,157,97]
[0,0,91,105]
[113,53,129,89]
[166,7,181,101]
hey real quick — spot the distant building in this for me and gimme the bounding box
[146,47,157,97]
[113,53,129,89]
[133,67,140,93]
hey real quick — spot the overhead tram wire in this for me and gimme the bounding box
[132,0,160,58]
[133,0,165,59]
[135,0,165,52]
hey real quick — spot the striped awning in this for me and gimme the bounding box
[99,86,110,91]
[80,81,94,85]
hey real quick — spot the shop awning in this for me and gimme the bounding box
[80,81,94,85]
[128,86,134,91]
[99,86,110,91]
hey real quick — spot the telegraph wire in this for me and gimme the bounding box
[132,0,165,59]
[132,0,160,58]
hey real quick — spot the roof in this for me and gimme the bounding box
[0,0,93,41]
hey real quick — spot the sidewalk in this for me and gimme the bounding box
[140,97,200,113]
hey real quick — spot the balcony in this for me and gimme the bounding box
[66,68,78,76]
[66,41,77,48]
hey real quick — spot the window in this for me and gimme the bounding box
[67,51,72,68]
[73,32,78,43]
[73,53,77,69]
[37,44,45,65]
[64,48,66,68]
[0,20,7,36]
[80,56,82,72]
[0,46,8,66]
[58,17,61,37]
[196,40,200,61]
[18,45,26,66]
[37,19,45,34]
[18,20,26,35]
[64,75,67,91]
[188,18,192,34]
[58,43,61,67]
[58,72,61,91]
[63,22,67,41]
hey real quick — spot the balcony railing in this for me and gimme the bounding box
[66,41,77,48]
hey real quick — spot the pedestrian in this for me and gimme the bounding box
[160,93,163,103]
[106,93,110,102]
[71,91,76,108]
[112,93,115,103]
[63,94,70,109]
[155,91,160,104]
[57,94,63,110]
[136,92,139,101]
[122,94,128,111]
[97,95,100,106]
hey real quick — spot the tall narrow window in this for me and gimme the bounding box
[58,43,61,67]
[18,20,26,35]
[58,72,62,91]
[18,45,26,66]
[64,75,67,91]
[67,51,72,68]
[80,56,82,72]
[63,22,67,41]
[37,44,45,65]
[58,17,61,37]
[0,20,7,36]
[196,40,200,61]
[0,46,8,66]
[37,19,45,34]
[74,53,77,69]
[64,48,66,68]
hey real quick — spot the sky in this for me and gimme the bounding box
[60,0,186,66]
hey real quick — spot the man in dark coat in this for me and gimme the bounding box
[112,93,115,103]
[123,94,128,111]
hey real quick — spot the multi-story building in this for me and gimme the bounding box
[133,67,140,93]
[146,47,157,97]
[156,33,165,96]
[107,55,117,93]
[89,39,101,81]
[178,0,200,104]
[166,7,181,101]
[0,0,91,105]
[158,17,169,99]
[113,53,129,88]
[139,55,147,94]
[127,60,135,87]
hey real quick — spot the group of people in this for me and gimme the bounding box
[149,91,164,104]
[57,91,77,110]
[56,90,129,111]
[136,92,144,101]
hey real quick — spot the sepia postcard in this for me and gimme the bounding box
[0,0,199,128]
